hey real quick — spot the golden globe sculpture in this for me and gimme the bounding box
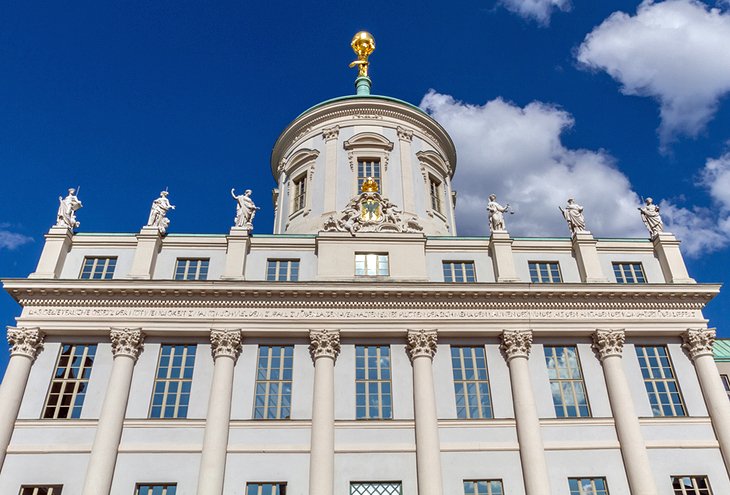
[349,31,375,78]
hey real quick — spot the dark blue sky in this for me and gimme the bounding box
[2,1,729,377]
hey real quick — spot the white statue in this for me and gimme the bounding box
[147,191,175,234]
[559,198,588,236]
[638,197,664,238]
[487,194,510,232]
[231,188,260,230]
[56,188,82,229]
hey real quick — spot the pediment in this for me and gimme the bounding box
[343,132,394,151]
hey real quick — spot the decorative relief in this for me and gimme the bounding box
[210,328,243,360]
[592,329,625,361]
[322,125,340,141]
[309,329,341,361]
[682,328,716,360]
[276,158,287,177]
[397,126,414,142]
[110,328,144,360]
[6,327,44,359]
[500,330,532,360]
[406,329,438,360]
[293,126,312,141]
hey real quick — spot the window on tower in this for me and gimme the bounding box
[292,174,307,213]
[429,175,443,214]
[357,158,381,192]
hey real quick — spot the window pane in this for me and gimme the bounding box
[254,346,294,419]
[544,346,591,417]
[528,262,562,283]
[636,346,686,417]
[43,345,96,419]
[350,482,402,495]
[79,257,117,279]
[443,261,477,283]
[355,346,393,419]
[451,347,492,419]
[150,345,196,418]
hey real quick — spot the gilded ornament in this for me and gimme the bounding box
[349,31,375,78]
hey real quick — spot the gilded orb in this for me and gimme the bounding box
[349,31,376,78]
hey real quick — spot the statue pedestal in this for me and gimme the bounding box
[489,231,520,283]
[653,232,695,284]
[572,232,609,283]
[29,226,74,279]
[221,227,251,280]
[128,227,163,280]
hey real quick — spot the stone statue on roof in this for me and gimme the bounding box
[559,198,588,236]
[147,190,175,234]
[638,197,664,238]
[56,188,82,229]
[487,194,510,233]
[231,188,260,231]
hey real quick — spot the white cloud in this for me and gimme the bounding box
[0,229,33,250]
[498,0,571,25]
[577,0,730,146]
[420,90,730,256]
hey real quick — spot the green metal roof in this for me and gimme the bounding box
[714,339,730,362]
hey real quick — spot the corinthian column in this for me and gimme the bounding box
[197,329,242,495]
[406,329,443,495]
[683,328,730,477]
[500,330,550,495]
[0,327,43,472]
[593,329,657,495]
[82,328,144,495]
[308,329,341,495]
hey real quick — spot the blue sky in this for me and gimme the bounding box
[2,0,730,377]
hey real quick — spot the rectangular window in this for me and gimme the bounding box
[544,346,591,418]
[43,344,97,419]
[569,478,609,495]
[721,374,730,400]
[246,483,287,495]
[355,253,389,277]
[671,476,712,495]
[355,345,392,419]
[636,346,686,417]
[464,480,504,495]
[451,347,492,419]
[266,259,300,281]
[443,261,476,283]
[19,486,64,495]
[350,482,402,495]
[613,262,646,284]
[150,345,196,419]
[79,257,116,279]
[293,175,307,212]
[254,345,294,419]
[135,485,177,495]
[357,158,381,191]
[429,176,443,213]
[529,261,562,283]
[174,258,209,280]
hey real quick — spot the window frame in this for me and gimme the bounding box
[173,258,209,281]
[79,256,117,280]
[245,482,287,495]
[612,262,647,284]
[355,253,389,277]
[451,346,493,419]
[463,480,504,495]
[134,484,178,495]
[42,344,97,419]
[343,131,394,197]
[253,345,294,420]
[266,259,300,282]
[19,486,64,495]
[671,475,713,495]
[357,157,382,192]
[720,374,730,400]
[568,477,610,495]
[528,261,563,283]
[350,481,402,495]
[543,345,592,418]
[635,345,687,417]
[355,345,393,420]
[442,261,477,283]
[428,174,444,215]
[149,344,197,419]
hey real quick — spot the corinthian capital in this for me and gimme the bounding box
[592,329,625,361]
[500,330,532,360]
[397,126,414,142]
[406,329,438,361]
[6,327,44,359]
[210,329,243,360]
[110,328,145,360]
[322,125,340,141]
[309,329,341,361]
[682,328,716,360]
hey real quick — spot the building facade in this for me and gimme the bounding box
[0,41,729,495]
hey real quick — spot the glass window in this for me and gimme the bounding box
[266,259,300,281]
[43,344,97,419]
[355,253,389,277]
[721,374,730,400]
[430,176,443,213]
[544,346,591,418]
[636,346,686,417]
[357,159,381,191]
[671,476,712,495]
[135,485,177,495]
[528,261,562,283]
[79,257,116,279]
[293,175,307,212]
[150,345,196,419]
[350,482,402,495]
[443,261,476,283]
[246,483,287,495]
[569,478,609,495]
[613,262,646,284]
[254,346,294,419]
[464,480,503,495]
[174,258,209,280]
[355,345,392,419]
[19,486,64,495]
[451,347,492,419]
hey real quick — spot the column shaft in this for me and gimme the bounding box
[81,355,136,495]
[412,355,443,495]
[309,355,336,495]
[0,355,33,472]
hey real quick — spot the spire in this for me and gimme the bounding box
[349,31,375,96]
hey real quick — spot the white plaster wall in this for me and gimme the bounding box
[111,452,201,495]
[441,451,525,495]
[152,248,227,280]
[577,342,612,417]
[391,343,414,420]
[529,343,558,419]
[335,343,356,420]
[0,453,89,494]
[126,342,160,418]
[18,342,60,419]
[244,249,318,281]
[432,343,457,419]
[622,342,656,417]
[291,343,314,419]
[513,252,581,283]
[487,342,515,419]
[426,251,496,283]
[231,343,257,420]
[60,246,135,279]
[188,342,213,419]
[223,453,310,495]
[439,422,518,447]
[334,452,418,495]
[544,449,629,495]
[667,341,707,416]
[599,252,665,283]
[648,448,730,494]
[80,341,113,419]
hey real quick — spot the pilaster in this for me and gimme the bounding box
[322,126,339,214]
[652,232,695,283]
[397,126,416,214]
[128,226,163,279]
[221,227,251,280]
[572,231,609,283]
[489,231,520,282]
[29,226,74,279]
